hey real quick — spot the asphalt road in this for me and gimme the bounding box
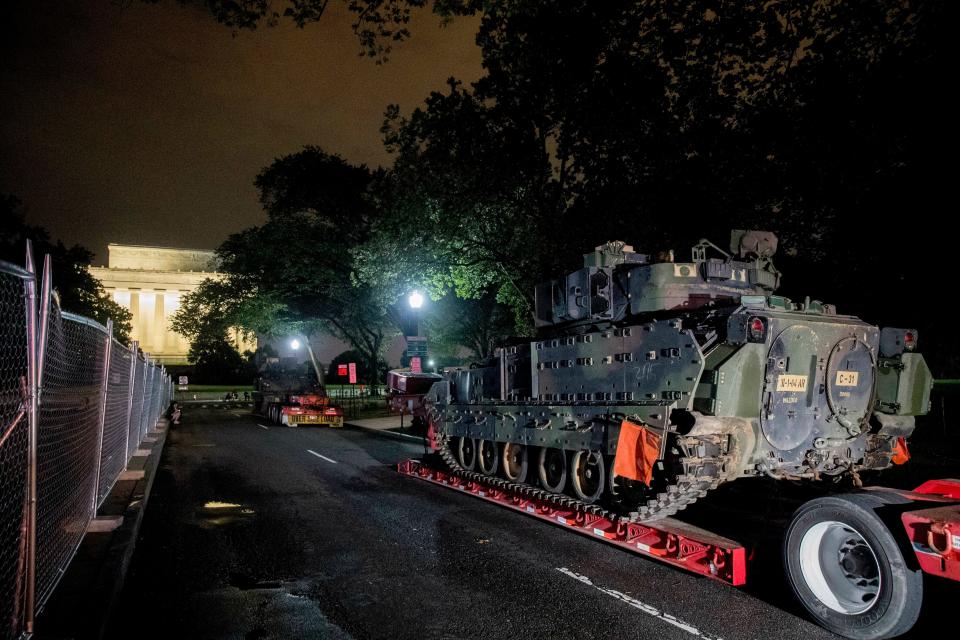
[106,407,952,640]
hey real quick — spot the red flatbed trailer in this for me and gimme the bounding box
[397,458,960,639]
[385,370,442,425]
[397,459,747,584]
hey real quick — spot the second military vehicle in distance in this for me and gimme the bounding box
[254,356,344,428]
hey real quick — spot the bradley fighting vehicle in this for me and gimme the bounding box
[254,356,345,427]
[426,231,933,521]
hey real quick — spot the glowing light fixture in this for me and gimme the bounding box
[290,338,301,350]
[408,291,424,309]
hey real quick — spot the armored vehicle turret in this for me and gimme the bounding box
[427,230,933,521]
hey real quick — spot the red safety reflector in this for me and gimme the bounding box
[904,331,916,350]
[748,316,765,340]
[613,420,661,485]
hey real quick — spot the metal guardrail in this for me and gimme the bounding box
[0,244,172,639]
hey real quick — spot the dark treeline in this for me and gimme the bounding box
[172,1,955,378]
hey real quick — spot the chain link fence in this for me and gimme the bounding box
[127,358,145,462]
[0,262,32,640]
[34,310,108,608]
[0,248,171,639]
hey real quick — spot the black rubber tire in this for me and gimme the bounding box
[783,492,923,639]
[538,447,568,493]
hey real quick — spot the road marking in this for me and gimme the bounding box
[256,424,270,430]
[556,568,722,639]
[307,449,337,464]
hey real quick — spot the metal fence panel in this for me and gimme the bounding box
[0,264,32,640]
[34,311,108,609]
[126,358,145,461]
[145,366,157,432]
[96,342,133,506]
[139,364,154,444]
[0,251,181,637]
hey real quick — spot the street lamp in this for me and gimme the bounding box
[288,335,323,387]
[405,292,426,371]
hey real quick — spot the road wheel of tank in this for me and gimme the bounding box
[570,450,605,504]
[538,447,567,493]
[784,493,922,639]
[456,437,477,471]
[501,442,528,482]
[477,439,499,476]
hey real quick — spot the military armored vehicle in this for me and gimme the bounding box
[427,230,933,521]
[254,356,344,427]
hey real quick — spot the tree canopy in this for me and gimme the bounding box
[354,0,953,372]
[173,1,954,377]
[173,148,398,384]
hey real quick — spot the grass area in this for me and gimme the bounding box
[178,385,254,392]
[934,379,960,386]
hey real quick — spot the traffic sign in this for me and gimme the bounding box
[178,375,189,385]
[406,336,428,357]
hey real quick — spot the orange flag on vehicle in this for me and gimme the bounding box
[891,436,911,465]
[613,419,662,486]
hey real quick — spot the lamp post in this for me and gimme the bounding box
[405,291,426,371]
[290,335,324,388]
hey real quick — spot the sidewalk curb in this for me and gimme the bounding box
[34,419,170,640]
[344,421,428,445]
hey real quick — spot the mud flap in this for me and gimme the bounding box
[613,419,665,485]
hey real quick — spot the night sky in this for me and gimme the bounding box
[1,0,481,262]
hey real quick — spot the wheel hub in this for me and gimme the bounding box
[799,521,881,615]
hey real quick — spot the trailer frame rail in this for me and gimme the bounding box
[397,458,747,585]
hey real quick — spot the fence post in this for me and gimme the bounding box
[123,341,138,468]
[25,254,52,634]
[91,319,113,515]
[21,242,37,636]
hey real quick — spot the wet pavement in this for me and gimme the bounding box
[106,407,951,640]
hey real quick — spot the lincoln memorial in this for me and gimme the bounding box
[89,244,245,364]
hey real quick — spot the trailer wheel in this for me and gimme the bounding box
[783,493,922,639]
